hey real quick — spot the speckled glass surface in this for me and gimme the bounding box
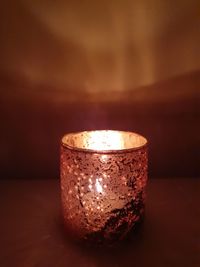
[60,130,148,245]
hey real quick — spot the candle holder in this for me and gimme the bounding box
[60,130,148,245]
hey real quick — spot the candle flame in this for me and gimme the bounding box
[87,131,124,150]
[95,178,103,193]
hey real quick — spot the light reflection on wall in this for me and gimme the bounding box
[0,0,199,100]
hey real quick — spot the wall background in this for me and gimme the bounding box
[0,0,199,178]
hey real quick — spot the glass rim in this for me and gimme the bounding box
[61,130,148,154]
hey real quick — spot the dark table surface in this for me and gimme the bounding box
[0,178,199,267]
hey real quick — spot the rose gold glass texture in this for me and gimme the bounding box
[60,130,148,244]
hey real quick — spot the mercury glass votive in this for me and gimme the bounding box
[60,130,148,245]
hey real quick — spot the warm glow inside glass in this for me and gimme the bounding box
[60,130,148,245]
